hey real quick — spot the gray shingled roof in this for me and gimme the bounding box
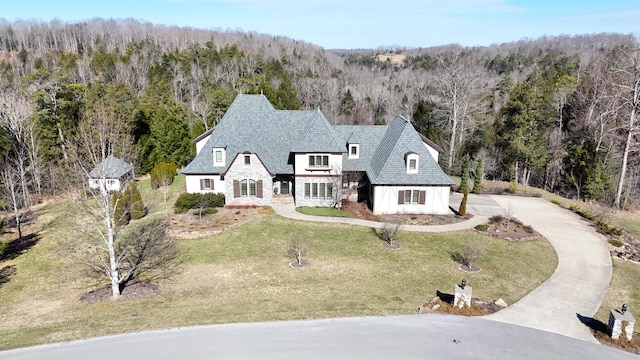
[182,95,453,187]
[366,116,454,185]
[88,155,133,178]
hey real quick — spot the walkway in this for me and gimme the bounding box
[273,194,613,343]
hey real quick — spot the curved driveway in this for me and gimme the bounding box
[275,194,613,343]
[483,195,612,343]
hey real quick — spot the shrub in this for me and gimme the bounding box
[193,208,218,216]
[489,215,504,224]
[608,239,624,247]
[474,224,489,231]
[0,241,6,257]
[174,192,225,213]
[112,182,147,226]
[462,241,486,267]
[551,199,562,206]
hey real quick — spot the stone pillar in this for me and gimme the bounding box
[608,309,635,340]
[454,284,472,308]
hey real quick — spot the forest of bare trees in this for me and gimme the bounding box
[0,18,639,209]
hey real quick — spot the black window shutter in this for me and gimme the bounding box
[398,190,405,205]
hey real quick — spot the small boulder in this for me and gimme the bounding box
[494,298,508,308]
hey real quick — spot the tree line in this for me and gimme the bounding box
[0,18,638,208]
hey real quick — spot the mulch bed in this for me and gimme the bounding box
[289,260,310,268]
[475,215,541,240]
[419,294,504,316]
[382,241,402,250]
[79,282,158,303]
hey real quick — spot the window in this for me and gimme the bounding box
[200,178,214,190]
[240,179,248,196]
[406,153,419,174]
[303,182,334,199]
[398,190,426,205]
[244,155,251,165]
[239,179,262,197]
[349,144,359,159]
[308,155,329,168]
[213,148,225,166]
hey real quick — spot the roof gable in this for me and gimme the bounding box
[88,155,133,178]
[368,116,453,185]
[291,110,345,153]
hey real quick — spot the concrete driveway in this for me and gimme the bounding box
[483,195,612,343]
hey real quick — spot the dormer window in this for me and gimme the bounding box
[406,152,419,174]
[244,155,251,165]
[213,148,225,167]
[349,144,360,159]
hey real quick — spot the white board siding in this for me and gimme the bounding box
[185,175,225,194]
[294,153,343,175]
[372,185,451,215]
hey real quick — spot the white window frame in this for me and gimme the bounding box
[303,182,334,200]
[404,190,420,204]
[213,148,225,167]
[406,153,419,174]
[348,144,359,159]
[240,178,257,197]
[244,155,251,166]
[308,154,330,169]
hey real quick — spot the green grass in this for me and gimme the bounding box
[0,177,558,350]
[296,206,353,218]
[596,259,640,324]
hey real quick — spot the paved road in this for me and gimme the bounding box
[483,195,612,343]
[2,315,636,360]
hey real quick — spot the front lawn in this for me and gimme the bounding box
[296,206,352,218]
[0,179,557,350]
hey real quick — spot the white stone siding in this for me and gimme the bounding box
[371,185,450,215]
[224,153,273,206]
[185,175,225,194]
[295,176,339,207]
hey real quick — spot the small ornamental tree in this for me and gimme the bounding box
[150,162,177,203]
[460,155,470,193]
[472,158,483,194]
[459,187,468,216]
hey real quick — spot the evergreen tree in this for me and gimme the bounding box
[460,155,470,192]
[112,190,130,227]
[340,89,356,116]
[127,182,146,220]
[472,158,483,194]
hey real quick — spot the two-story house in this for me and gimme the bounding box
[181,94,454,214]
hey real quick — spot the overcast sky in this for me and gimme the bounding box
[2,0,639,49]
